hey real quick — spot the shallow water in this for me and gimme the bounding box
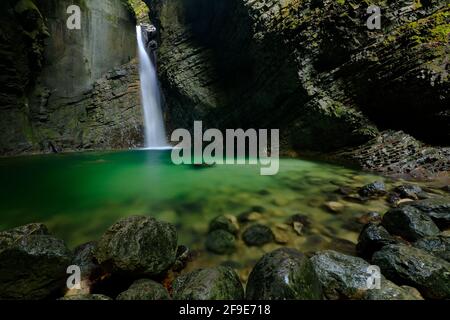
[0,149,434,280]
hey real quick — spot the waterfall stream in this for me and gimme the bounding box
[136,25,168,149]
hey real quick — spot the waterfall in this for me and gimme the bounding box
[136,25,168,149]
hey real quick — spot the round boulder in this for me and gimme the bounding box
[116,279,170,300]
[94,216,178,276]
[242,224,274,247]
[246,248,323,300]
[205,230,236,255]
[172,266,244,300]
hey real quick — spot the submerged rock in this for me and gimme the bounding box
[357,223,399,259]
[393,185,423,200]
[382,206,440,241]
[94,216,177,277]
[59,294,112,300]
[0,229,72,300]
[242,224,274,247]
[358,181,387,198]
[413,235,450,262]
[209,215,239,236]
[246,248,323,300]
[116,279,170,300]
[373,245,450,299]
[205,230,236,255]
[172,266,244,300]
[407,198,450,229]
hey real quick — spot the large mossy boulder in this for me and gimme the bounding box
[172,266,244,300]
[0,224,72,300]
[116,279,170,300]
[372,244,450,299]
[414,235,450,262]
[246,248,323,300]
[382,206,440,241]
[356,223,399,259]
[95,216,178,277]
[407,198,450,229]
[310,250,420,300]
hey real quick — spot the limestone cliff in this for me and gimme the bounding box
[147,0,449,152]
[0,0,143,155]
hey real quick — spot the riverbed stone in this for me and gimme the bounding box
[357,223,399,259]
[116,279,170,300]
[242,224,274,247]
[209,215,239,236]
[364,282,423,300]
[94,216,178,277]
[246,248,323,300]
[0,231,72,300]
[407,198,450,229]
[71,241,104,294]
[358,181,387,198]
[382,206,440,241]
[393,185,423,200]
[205,230,236,255]
[413,235,450,262]
[372,244,450,299]
[172,266,244,300]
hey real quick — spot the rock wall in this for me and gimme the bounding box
[148,0,449,151]
[0,0,143,155]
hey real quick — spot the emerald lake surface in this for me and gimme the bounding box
[0,149,412,275]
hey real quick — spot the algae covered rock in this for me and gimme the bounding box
[95,215,178,277]
[373,244,450,299]
[116,279,170,300]
[246,248,323,300]
[205,229,236,255]
[172,266,244,300]
[0,225,72,300]
[242,224,274,247]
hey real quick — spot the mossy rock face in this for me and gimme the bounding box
[373,244,450,299]
[246,248,323,300]
[0,225,72,300]
[95,216,178,277]
[172,266,244,300]
[116,279,171,300]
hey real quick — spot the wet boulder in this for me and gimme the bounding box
[242,224,274,247]
[372,244,450,299]
[393,185,423,200]
[116,279,170,300]
[0,227,72,300]
[246,248,323,300]
[364,282,423,300]
[358,181,386,198]
[172,266,244,300]
[94,216,178,277]
[209,215,239,236]
[382,206,440,241]
[310,250,418,300]
[413,235,450,262]
[356,223,399,259]
[407,198,450,229]
[205,230,236,255]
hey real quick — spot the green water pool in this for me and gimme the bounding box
[0,149,413,276]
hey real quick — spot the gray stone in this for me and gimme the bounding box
[172,266,244,300]
[116,279,170,300]
[414,235,450,262]
[246,248,323,300]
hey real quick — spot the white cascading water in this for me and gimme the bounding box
[136,25,168,148]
